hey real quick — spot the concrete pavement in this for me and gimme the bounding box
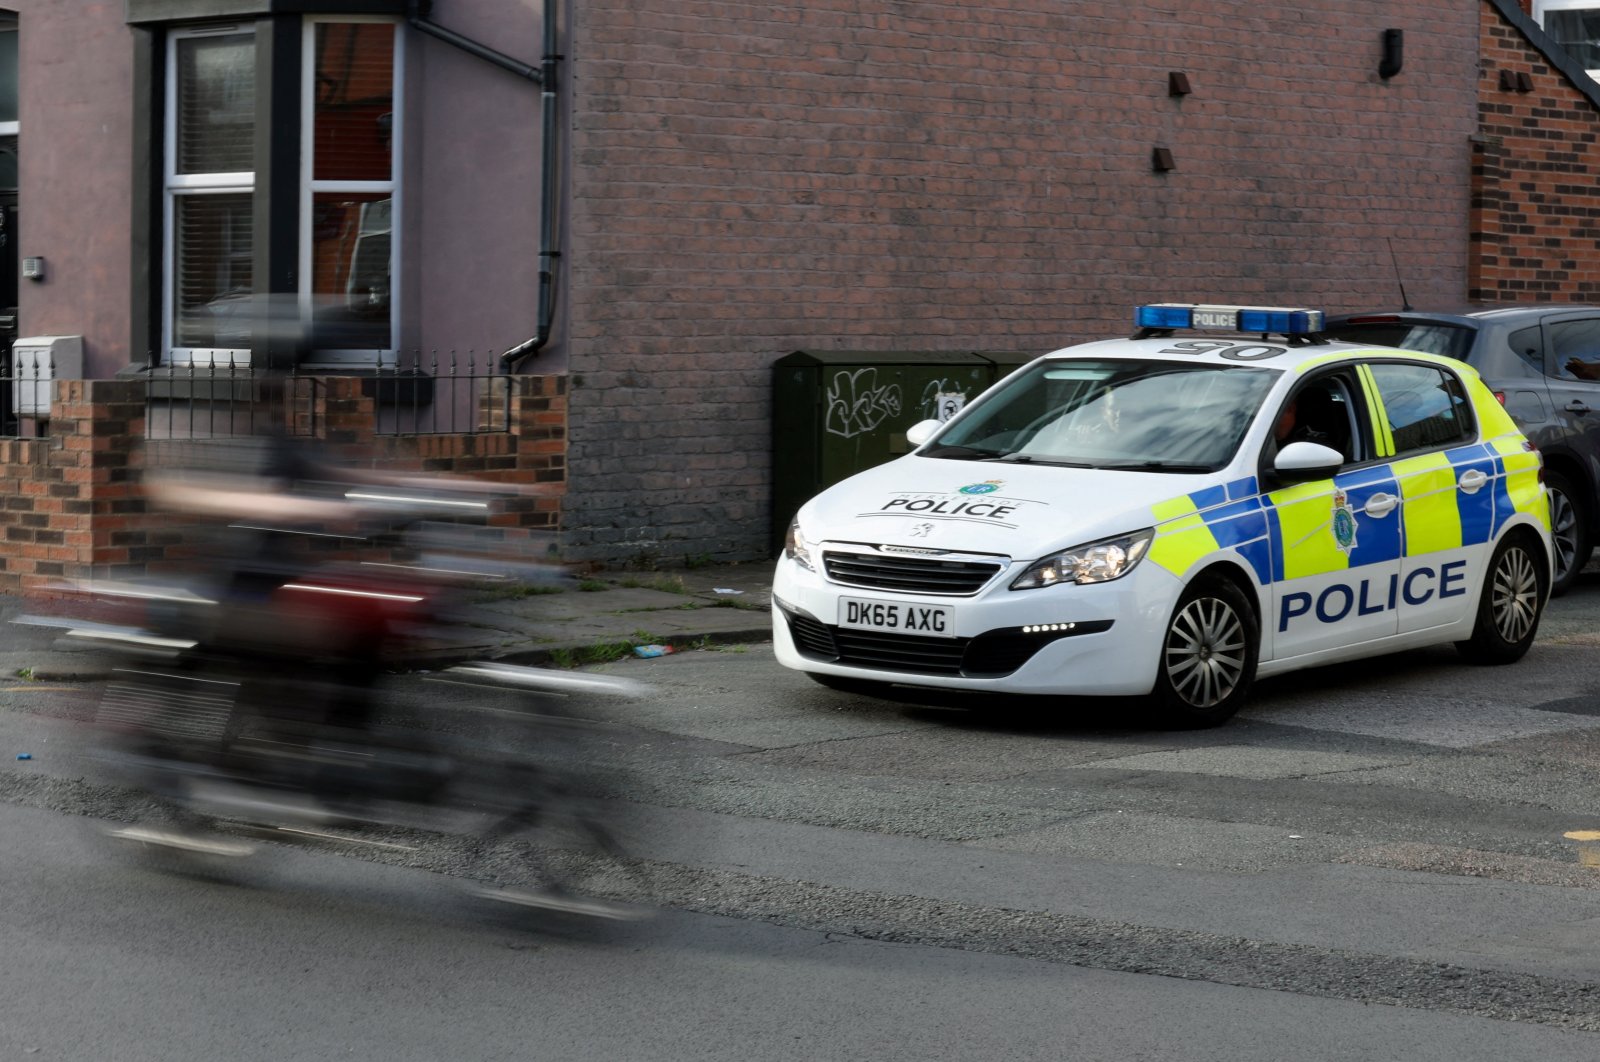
[0,560,778,683]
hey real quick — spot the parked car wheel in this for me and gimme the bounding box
[1149,576,1258,729]
[1455,530,1546,664]
[1545,470,1591,596]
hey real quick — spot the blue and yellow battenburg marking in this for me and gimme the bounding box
[1145,435,1547,591]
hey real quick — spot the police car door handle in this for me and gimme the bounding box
[1566,400,1592,414]
[1458,469,1488,494]
[1363,493,1398,518]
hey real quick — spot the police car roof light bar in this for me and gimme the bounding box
[1133,303,1328,344]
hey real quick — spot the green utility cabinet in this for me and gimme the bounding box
[771,350,1024,555]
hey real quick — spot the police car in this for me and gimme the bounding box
[772,304,1553,728]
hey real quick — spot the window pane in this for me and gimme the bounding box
[313,23,394,182]
[0,30,17,125]
[308,192,390,350]
[1368,363,1473,455]
[1550,318,1600,380]
[1506,325,1544,373]
[1547,9,1600,70]
[176,33,256,175]
[174,193,253,348]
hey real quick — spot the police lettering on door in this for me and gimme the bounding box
[1279,560,1468,631]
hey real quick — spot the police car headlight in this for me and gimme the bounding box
[783,517,816,572]
[1011,529,1154,589]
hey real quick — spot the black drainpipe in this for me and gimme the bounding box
[404,2,560,368]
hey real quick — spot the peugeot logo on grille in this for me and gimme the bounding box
[879,545,951,556]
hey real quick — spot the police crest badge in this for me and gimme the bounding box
[1331,487,1358,555]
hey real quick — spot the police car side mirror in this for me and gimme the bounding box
[905,419,941,448]
[1274,441,1344,482]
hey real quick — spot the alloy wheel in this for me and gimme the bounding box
[1550,488,1579,584]
[1490,545,1540,644]
[1164,596,1247,708]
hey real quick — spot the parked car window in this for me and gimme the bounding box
[1323,320,1475,361]
[1506,325,1544,373]
[1551,318,1600,381]
[1366,362,1474,456]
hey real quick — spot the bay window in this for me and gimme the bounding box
[160,16,401,367]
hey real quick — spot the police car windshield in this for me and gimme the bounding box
[925,359,1281,472]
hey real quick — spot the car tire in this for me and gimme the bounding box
[806,672,891,696]
[1148,575,1259,729]
[1545,471,1591,597]
[1455,530,1546,665]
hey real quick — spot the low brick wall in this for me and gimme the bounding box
[0,374,568,593]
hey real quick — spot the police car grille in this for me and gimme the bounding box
[785,610,840,658]
[833,629,967,674]
[822,552,1002,595]
[784,608,1113,679]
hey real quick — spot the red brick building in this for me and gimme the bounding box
[2,1,1600,583]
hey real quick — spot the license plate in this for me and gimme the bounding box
[838,597,954,638]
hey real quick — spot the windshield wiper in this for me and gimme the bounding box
[1099,461,1216,473]
[1002,454,1093,468]
[921,444,1006,460]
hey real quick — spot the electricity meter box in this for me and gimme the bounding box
[11,335,84,416]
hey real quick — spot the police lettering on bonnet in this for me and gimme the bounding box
[774,302,1554,728]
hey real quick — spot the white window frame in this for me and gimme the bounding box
[1536,0,1600,80]
[299,15,403,369]
[163,23,255,367]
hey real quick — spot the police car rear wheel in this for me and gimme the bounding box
[1456,532,1546,664]
[1151,576,1258,729]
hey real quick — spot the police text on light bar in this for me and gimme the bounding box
[1136,303,1326,335]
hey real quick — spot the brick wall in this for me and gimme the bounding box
[0,375,567,594]
[562,0,1481,564]
[1473,3,1600,299]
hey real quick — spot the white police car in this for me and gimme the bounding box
[773,304,1553,727]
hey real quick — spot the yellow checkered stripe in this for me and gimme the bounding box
[1487,432,1550,531]
[1267,478,1351,579]
[1388,451,1463,555]
[1356,365,1394,458]
[1145,495,1220,576]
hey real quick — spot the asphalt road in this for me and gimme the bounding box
[9,574,1600,1057]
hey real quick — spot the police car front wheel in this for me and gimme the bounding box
[1150,575,1260,729]
[1456,531,1546,665]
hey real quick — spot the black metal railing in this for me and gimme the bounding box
[0,350,517,443]
[368,351,515,437]
[142,352,515,441]
[145,361,315,441]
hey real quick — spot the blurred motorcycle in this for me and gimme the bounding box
[21,465,653,921]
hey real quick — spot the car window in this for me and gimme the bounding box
[1366,362,1474,456]
[1324,321,1475,361]
[1265,372,1365,468]
[1506,325,1543,373]
[1549,318,1600,381]
[926,359,1281,472]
